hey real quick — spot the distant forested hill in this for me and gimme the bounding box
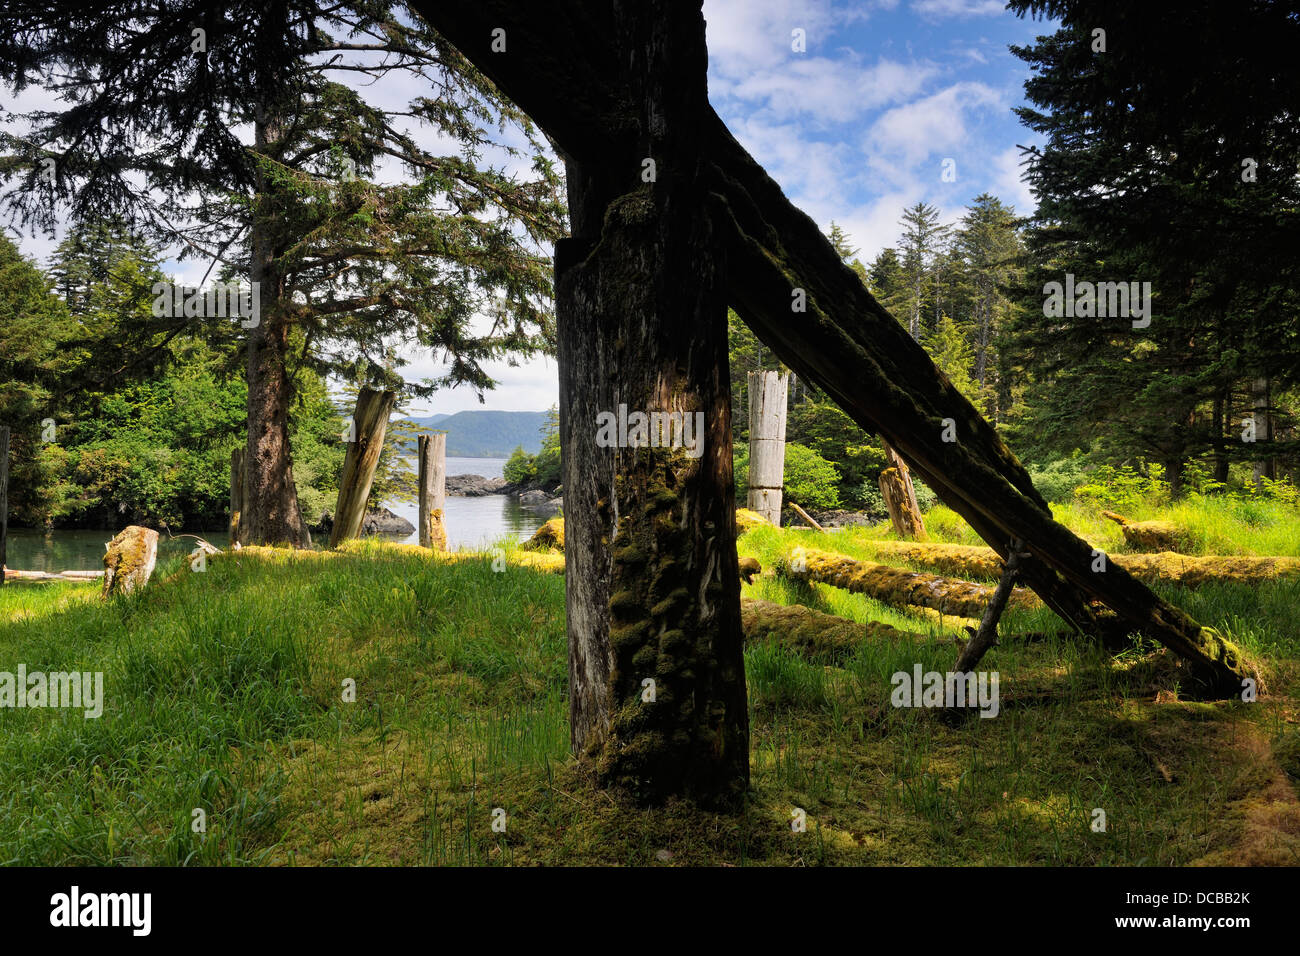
[400,410,549,457]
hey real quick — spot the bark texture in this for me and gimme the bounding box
[241,110,312,549]
[229,447,245,541]
[879,440,926,540]
[556,0,748,808]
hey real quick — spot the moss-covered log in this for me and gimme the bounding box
[413,0,1250,699]
[1102,510,1191,553]
[521,518,565,552]
[740,597,920,662]
[871,540,1300,589]
[780,546,1040,619]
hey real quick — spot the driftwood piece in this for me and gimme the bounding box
[102,526,158,598]
[5,569,103,582]
[781,546,1039,619]
[788,501,823,531]
[412,0,1249,696]
[417,433,448,551]
[329,388,397,548]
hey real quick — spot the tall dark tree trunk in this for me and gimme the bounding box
[1212,390,1229,484]
[240,109,312,548]
[557,0,748,809]
[1252,376,1276,481]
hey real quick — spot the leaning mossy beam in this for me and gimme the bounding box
[411,0,1252,700]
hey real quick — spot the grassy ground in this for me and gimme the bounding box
[1,503,1297,866]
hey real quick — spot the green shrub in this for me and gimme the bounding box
[782,443,841,510]
[1025,454,1093,504]
[504,445,536,484]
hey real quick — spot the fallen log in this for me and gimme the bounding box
[869,540,1300,589]
[740,597,926,662]
[4,568,103,582]
[1102,510,1191,553]
[779,546,1040,619]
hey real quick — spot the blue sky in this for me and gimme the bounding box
[3,1,1056,419]
[705,0,1050,263]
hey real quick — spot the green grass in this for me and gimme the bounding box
[1,501,1297,866]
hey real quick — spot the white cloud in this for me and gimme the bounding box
[864,81,1004,174]
[911,0,1007,19]
[992,143,1037,214]
[721,55,937,123]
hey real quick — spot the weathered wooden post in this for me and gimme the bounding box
[879,440,927,540]
[329,387,396,548]
[0,426,8,587]
[747,370,788,526]
[230,447,245,542]
[417,432,447,551]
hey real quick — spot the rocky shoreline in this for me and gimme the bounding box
[448,473,563,516]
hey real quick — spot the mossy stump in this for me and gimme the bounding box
[102,526,159,599]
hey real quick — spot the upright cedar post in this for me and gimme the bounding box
[329,388,397,548]
[417,432,447,551]
[230,447,245,542]
[0,427,8,587]
[557,0,748,809]
[746,370,788,526]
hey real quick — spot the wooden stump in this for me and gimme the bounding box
[747,370,788,526]
[417,433,447,551]
[879,440,926,540]
[102,526,159,598]
[329,388,396,548]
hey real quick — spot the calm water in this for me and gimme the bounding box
[4,457,546,572]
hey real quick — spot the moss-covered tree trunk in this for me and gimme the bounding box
[556,0,747,809]
[240,106,313,550]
